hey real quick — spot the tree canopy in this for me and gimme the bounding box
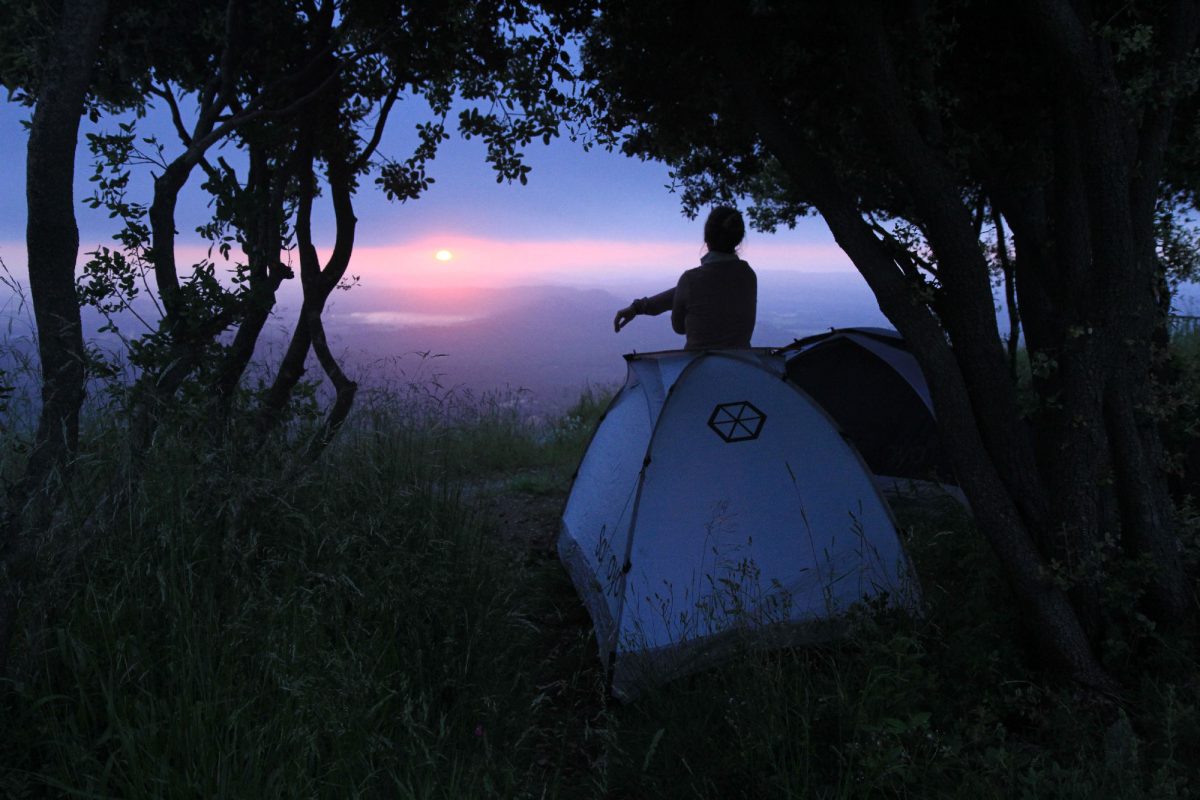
[0,0,582,673]
[580,0,1200,689]
[3,0,1200,694]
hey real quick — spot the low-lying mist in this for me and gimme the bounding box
[0,271,892,419]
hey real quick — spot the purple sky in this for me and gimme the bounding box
[0,95,855,292]
[0,93,889,408]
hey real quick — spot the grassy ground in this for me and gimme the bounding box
[2,382,1200,798]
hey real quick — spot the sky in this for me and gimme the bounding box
[0,94,854,294]
[2,89,1193,409]
[0,92,880,410]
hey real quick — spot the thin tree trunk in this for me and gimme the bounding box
[258,308,314,431]
[258,134,359,442]
[992,210,1021,378]
[304,306,357,459]
[1,0,109,678]
[213,148,292,408]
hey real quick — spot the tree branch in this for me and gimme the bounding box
[189,63,340,157]
[193,0,244,141]
[1133,0,1200,219]
[1020,0,1106,98]
[866,217,938,280]
[319,159,358,294]
[352,81,401,172]
[150,82,192,147]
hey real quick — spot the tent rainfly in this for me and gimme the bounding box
[558,349,920,699]
[781,327,956,489]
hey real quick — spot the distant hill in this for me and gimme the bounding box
[0,272,893,416]
[318,273,889,411]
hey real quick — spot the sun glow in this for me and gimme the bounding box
[297,234,854,292]
[435,249,453,262]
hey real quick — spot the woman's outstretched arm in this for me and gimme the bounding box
[614,287,675,331]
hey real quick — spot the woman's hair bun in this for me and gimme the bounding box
[704,206,745,253]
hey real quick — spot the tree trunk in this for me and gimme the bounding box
[737,88,1116,689]
[258,134,359,442]
[213,148,292,410]
[839,4,1051,535]
[992,211,1020,378]
[1104,283,1193,621]
[258,310,314,431]
[1,0,109,678]
[17,0,109,507]
[1019,0,1196,633]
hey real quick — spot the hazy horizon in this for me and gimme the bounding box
[0,270,889,417]
[0,90,899,417]
[3,89,1197,417]
[6,264,1200,418]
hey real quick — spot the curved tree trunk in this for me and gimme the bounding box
[212,146,293,410]
[258,125,359,445]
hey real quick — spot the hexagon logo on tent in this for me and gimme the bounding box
[707,401,766,443]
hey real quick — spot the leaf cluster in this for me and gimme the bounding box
[64,0,588,408]
[0,0,230,114]
[581,0,1200,238]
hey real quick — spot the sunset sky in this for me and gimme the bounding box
[0,95,853,292]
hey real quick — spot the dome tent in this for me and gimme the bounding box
[558,349,920,699]
[780,327,956,488]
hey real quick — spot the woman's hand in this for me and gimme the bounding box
[613,305,637,332]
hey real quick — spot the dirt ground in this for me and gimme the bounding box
[470,469,612,782]
[471,469,568,556]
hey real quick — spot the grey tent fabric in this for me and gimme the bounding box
[780,328,956,486]
[558,349,920,699]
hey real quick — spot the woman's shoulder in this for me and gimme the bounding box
[686,258,754,274]
[720,259,755,276]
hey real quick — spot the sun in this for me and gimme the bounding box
[435,249,453,262]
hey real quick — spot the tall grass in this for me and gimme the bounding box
[0,384,605,798]
[2,369,1200,797]
[584,494,1200,799]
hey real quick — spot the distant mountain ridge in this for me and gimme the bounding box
[0,273,893,416]
[320,274,888,411]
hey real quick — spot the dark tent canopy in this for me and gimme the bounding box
[780,328,956,485]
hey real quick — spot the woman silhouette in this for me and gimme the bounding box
[613,206,756,350]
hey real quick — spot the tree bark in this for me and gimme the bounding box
[737,83,1116,690]
[212,147,293,409]
[992,211,1020,378]
[258,138,358,441]
[1,0,109,678]
[1023,0,1196,624]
